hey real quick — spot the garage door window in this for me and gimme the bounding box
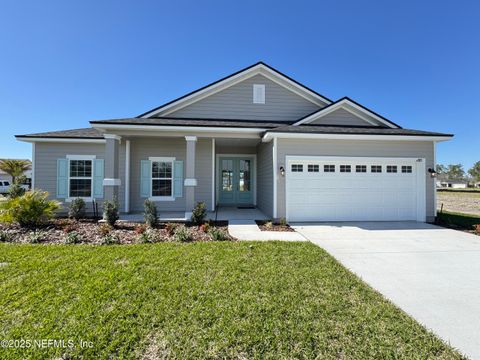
[340,165,351,173]
[291,164,303,172]
[308,164,319,172]
[371,165,382,173]
[387,165,398,173]
[356,165,367,173]
[402,165,413,173]
[324,165,335,172]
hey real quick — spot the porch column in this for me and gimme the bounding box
[184,136,197,219]
[103,134,121,202]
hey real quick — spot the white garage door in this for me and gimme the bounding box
[286,156,425,222]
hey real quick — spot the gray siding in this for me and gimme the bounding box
[310,108,374,126]
[256,141,273,217]
[216,145,257,155]
[129,137,213,212]
[276,139,435,221]
[168,74,321,121]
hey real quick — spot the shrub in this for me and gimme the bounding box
[68,198,86,220]
[191,202,207,225]
[143,199,158,228]
[0,190,60,228]
[27,230,47,244]
[264,221,273,230]
[103,198,119,227]
[165,222,178,236]
[0,230,12,242]
[199,222,211,233]
[137,228,158,243]
[7,182,26,199]
[99,223,112,236]
[101,234,120,245]
[173,225,193,242]
[64,231,82,244]
[208,227,229,241]
[279,217,288,226]
[134,224,148,235]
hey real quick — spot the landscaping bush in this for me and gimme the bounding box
[99,223,112,236]
[68,198,86,220]
[134,224,148,235]
[173,225,193,242]
[208,227,229,241]
[0,190,60,227]
[165,222,178,236]
[136,228,158,243]
[279,217,288,226]
[199,222,211,233]
[143,199,158,228]
[64,231,82,244]
[264,220,273,230]
[27,230,47,244]
[7,182,26,199]
[103,198,119,227]
[0,230,12,242]
[101,234,120,245]
[191,201,207,225]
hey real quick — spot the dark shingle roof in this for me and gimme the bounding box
[90,117,290,128]
[266,125,453,137]
[15,128,103,139]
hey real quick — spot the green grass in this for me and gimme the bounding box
[0,242,463,359]
[437,210,480,229]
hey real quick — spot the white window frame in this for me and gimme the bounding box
[253,84,265,104]
[66,154,96,202]
[149,157,175,201]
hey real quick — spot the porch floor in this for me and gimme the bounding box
[118,206,269,222]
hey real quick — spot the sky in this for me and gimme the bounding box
[0,0,479,170]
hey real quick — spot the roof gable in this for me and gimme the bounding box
[293,97,401,128]
[138,62,332,118]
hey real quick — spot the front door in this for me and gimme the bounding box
[219,157,254,205]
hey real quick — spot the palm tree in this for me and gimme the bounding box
[0,159,30,184]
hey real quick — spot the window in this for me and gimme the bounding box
[291,164,303,172]
[371,165,382,173]
[152,160,173,197]
[324,165,335,172]
[308,164,319,172]
[356,165,367,173]
[402,165,413,173]
[253,84,265,104]
[340,165,351,173]
[69,159,92,197]
[387,165,397,173]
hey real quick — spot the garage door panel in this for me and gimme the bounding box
[286,157,421,222]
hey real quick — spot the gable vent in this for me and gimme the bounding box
[253,84,265,104]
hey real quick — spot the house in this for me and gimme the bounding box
[15,62,453,222]
[436,180,468,189]
[0,159,32,187]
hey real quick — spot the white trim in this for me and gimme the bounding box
[433,141,437,218]
[185,211,193,219]
[185,135,197,142]
[211,138,215,211]
[66,154,97,160]
[148,156,175,162]
[31,143,35,189]
[262,132,452,143]
[103,178,121,186]
[92,123,267,134]
[149,196,175,202]
[184,178,197,186]
[341,106,377,126]
[140,63,330,118]
[17,138,106,144]
[293,98,399,128]
[215,154,257,206]
[65,197,93,203]
[125,140,130,213]
[149,157,175,199]
[272,137,278,218]
[103,134,122,141]
[416,158,427,222]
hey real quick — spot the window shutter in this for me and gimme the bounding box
[56,159,68,198]
[140,160,151,198]
[173,160,183,198]
[93,159,104,198]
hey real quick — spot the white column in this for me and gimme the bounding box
[125,139,130,213]
[211,138,215,211]
[184,136,197,219]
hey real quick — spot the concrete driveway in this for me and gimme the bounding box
[293,222,480,359]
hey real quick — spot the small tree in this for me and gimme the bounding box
[143,199,158,228]
[0,159,30,184]
[191,202,207,225]
[468,161,480,182]
[7,175,27,198]
[69,198,86,220]
[103,197,119,227]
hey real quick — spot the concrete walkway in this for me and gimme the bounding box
[228,220,306,241]
[294,221,480,359]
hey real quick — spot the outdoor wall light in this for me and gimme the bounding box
[280,166,285,176]
[428,168,437,178]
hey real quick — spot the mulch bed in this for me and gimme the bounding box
[255,220,295,232]
[0,219,233,244]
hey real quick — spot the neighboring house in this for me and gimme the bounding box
[437,180,468,189]
[0,159,32,187]
[16,62,453,222]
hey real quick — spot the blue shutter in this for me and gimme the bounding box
[93,159,104,198]
[56,159,68,198]
[140,160,151,198]
[173,160,183,198]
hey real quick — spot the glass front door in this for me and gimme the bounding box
[219,157,254,204]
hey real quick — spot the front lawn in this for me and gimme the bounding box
[437,210,480,233]
[0,242,462,359]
